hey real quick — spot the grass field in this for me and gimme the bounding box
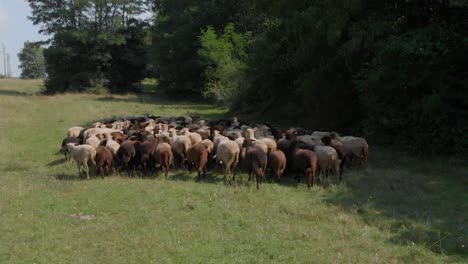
[0,79,466,263]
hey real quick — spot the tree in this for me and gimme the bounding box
[18,42,46,79]
[198,23,252,105]
[27,0,151,93]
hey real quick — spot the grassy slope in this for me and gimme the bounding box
[0,79,466,263]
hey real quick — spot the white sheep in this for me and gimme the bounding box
[216,139,240,185]
[84,128,122,139]
[104,134,120,155]
[85,135,101,149]
[67,126,84,138]
[314,145,341,182]
[234,136,245,160]
[200,139,214,155]
[311,131,331,138]
[169,128,192,168]
[182,128,203,146]
[335,136,369,164]
[213,130,229,154]
[243,128,275,153]
[66,143,97,180]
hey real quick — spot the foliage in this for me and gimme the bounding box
[27,0,151,93]
[198,23,252,105]
[18,42,46,79]
[151,0,258,98]
[27,0,468,154]
[150,0,468,154]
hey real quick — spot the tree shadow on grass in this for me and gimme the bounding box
[0,89,29,96]
[324,148,468,258]
[95,94,210,107]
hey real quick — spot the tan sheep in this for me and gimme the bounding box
[314,145,341,183]
[216,139,240,185]
[66,143,97,180]
[67,126,84,138]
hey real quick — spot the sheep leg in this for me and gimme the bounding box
[77,163,82,178]
[83,162,90,180]
[312,170,316,186]
[256,174,259,190]
[231,163,236,182]
[338,163,343,182]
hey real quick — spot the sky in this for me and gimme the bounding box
[0,0,47,77]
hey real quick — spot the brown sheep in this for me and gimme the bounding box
[139,139,157,174]
[116,140,137,171]
[155,135,173,177]
[96,146,113,176]
[292,148,318,188]
[186,144,209,180]
[267,150,287,182]
[242,139,268,190]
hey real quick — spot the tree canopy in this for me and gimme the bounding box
[28,0,468,155]
[18,41,46,79]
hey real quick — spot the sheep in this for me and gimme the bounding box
[200,139,214,156]
[96,145,113,176]
[182,128,203,146]
[216,139,240,185]
[66,143,96,180]
[267,149,287,182]
[297,135,323,146]
[234,136,245,161]
[335,136,369,165]
[322,135,347,175]
[224,129,242,140]
[168,128,192,169]
[259,137,277,152]
[186,144,209,180]
[194,127,210,140]
[85,135,101,149]
[314,145,341,183]
[60,136,80,162]
[311,131,332,138]
[84,128,122,139]
[116,141,137,171]
[291,148,317,188]
[139,139,157,174]
[67,126,84,138]
[243,128,274,153]
[103,134,120,156]
[154,135,173,177]
[242,139,268,189]
[212,130,229,154]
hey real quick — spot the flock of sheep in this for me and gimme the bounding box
[61,115,369,189]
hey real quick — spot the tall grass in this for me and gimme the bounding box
[0,79,466,263]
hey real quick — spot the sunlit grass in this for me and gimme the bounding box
[0,79,466,263]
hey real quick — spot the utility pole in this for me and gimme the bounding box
[2,44,6,77]
[6,53,11,77]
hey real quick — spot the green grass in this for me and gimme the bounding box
[0,79,466,263]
